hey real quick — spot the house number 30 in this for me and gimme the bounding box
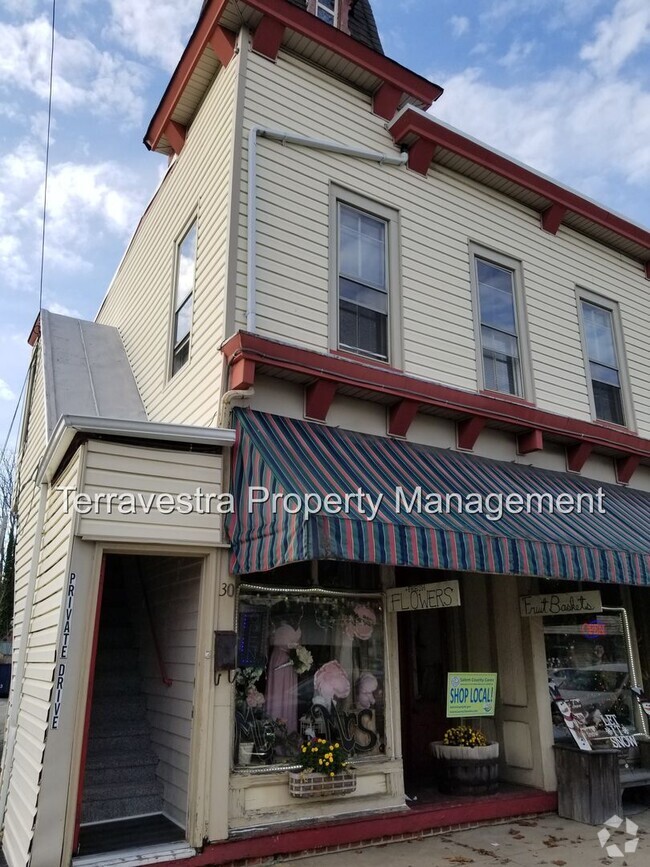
[219,582,235,598]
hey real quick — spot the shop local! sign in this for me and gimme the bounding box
[446,672,498,718]
[519,590,602,618]
[385,580,460,613]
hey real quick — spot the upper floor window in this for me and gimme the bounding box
[471,248,530,398]
[578,294,628,426]
[171,221,197,376]
[338,202,388,361]
[315,0,338,26]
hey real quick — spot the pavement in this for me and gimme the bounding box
[285,809,650,866]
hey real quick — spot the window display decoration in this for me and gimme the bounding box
[234,585,385,769]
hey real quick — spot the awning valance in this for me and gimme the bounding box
[227,409,650,584]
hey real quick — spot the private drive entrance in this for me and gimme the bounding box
[74,554,201,862]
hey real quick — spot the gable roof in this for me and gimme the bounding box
[40,310,147,438]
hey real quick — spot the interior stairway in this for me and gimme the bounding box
[81,571,164,825]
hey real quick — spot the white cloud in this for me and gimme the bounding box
[0,380,15,402]
[0,139,146,289]
[498,40,535,68]
[106,0,204,71]
[429,66,650,200]
[449,16,470,37]
[46,301,83,318]
[0,17,147,124]
[580,0,650,75]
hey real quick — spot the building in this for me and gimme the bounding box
[4,0,650,865]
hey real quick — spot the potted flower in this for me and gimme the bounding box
[289,737,357,798]
[431,725,499,795]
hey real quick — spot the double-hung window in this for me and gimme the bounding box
[171,221,197,376]
[338,203,389,361]
[578,294,627,426]
[315,0,338,25]
[472,249,528,397]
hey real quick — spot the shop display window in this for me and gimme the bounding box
[234,587,386,768]
[544,610,639,747]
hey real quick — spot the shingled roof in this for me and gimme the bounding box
[286,0,383,54]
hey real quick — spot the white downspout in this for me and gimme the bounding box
[246,125,407,333]
[0,480,48,825]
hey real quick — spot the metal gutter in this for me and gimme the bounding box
[36,415,236,485]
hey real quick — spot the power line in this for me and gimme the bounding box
[0,367,30,470]
[38,0,57,312]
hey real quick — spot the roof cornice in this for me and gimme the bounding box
[389,106,650,275]
[144,0,443,152]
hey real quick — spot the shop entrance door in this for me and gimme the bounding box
[398,607,452,793]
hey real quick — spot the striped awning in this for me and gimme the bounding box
[227,409,650,584]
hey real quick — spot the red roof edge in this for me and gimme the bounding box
[144,0,443,152]
[389,107,650,265]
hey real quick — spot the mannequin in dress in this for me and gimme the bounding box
[266,622,301,733]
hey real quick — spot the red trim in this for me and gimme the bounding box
[73,557,106,853]
[541,203,566,235]
[408,138,437,175]
[457,416,486,451]
[251,15,285,60]
[221,332,650,462]
[145,0,230,150]
[330,348,395,370]
[145,0,442,150]
[389,109,650,261]
[388,399,419,437]
[373,82,403,120]
[517,429,544,455]
[208,24,237,67]
[165,120,187,155]
[481,389,535,407]
[152,789,557,867]
[616,454,640,484]
[567,442,593,473]
[645,261,650,281]
[230,358,256,390]
[28,313,41,347]
[305,379,337,421]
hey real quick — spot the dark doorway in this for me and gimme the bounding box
[398,608,452,793]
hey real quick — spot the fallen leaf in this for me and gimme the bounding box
[552,861,567,866]
[445,857,474,864]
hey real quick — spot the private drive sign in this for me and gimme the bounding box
[385,580,460,613]
[447,672,498,718]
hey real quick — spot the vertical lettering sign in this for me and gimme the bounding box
[51,572,76,730]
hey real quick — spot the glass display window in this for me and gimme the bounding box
[234,585,386,769]
[544,609,640,749]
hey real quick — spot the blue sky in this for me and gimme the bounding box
[1,0,649,447]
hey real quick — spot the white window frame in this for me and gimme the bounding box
[314,0,339,26]
[168,217,198,379]
[469,243,534,401]
[328,184,402,367]
[576,287,634,430]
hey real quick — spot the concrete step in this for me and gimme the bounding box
[88,725,151,759]
[81,792,163,824]
[85,749,159,772]
[84,758,159,787]
[83,778,163,804]
[90,694,148,724]
[86,717,151,741]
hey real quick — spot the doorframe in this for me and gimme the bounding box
[72,555,106,852]
[62,542,218,863]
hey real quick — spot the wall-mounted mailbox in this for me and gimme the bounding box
[214,631,237,684]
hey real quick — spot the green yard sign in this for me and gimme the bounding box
[446,672,498,718]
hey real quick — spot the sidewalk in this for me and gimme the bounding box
[283,809,650,866]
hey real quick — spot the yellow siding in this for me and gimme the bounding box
[96,48,241,426]
[77,440,225,547]
[235,48,650,435]
[4,431,80,867]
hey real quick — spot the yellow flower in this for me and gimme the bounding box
[318,759,323,765]
[329,745,334,750]
[330,772,335,777]
[302,747,307,753]
[334,743,340,749]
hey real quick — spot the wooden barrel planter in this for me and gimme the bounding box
[430,741,499,795]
